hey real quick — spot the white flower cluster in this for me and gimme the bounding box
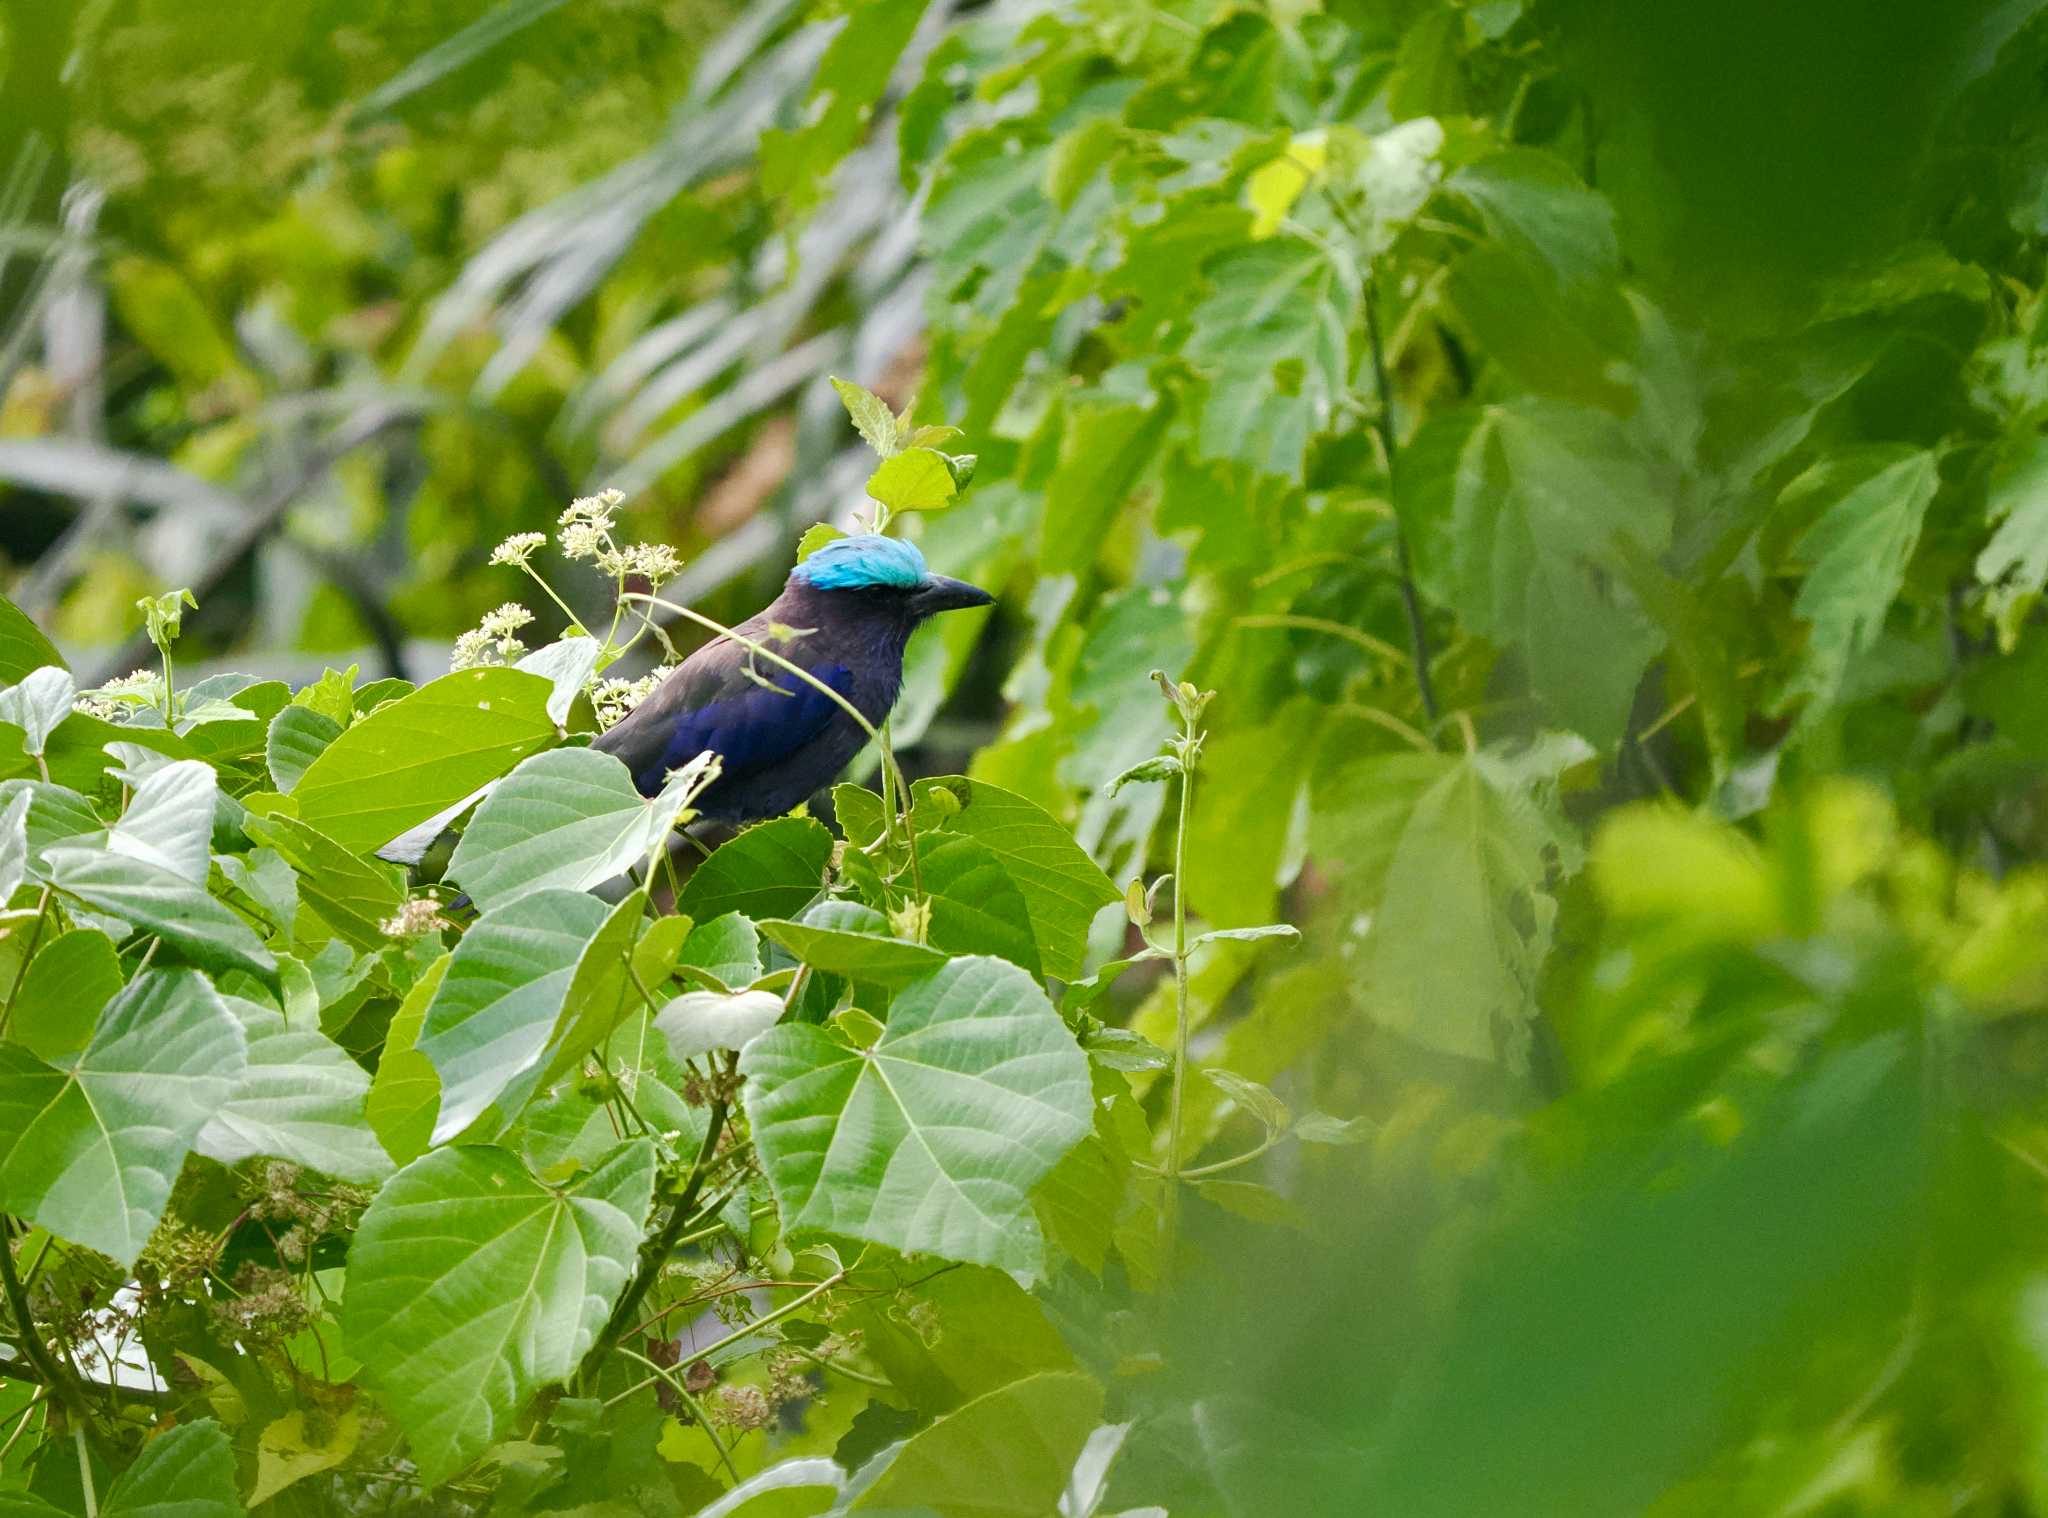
[450,602,535,671]
[488,531,546,567]
[380,897,453,937]
[558,488,625,561]
[589,664,676,730]
[74,668,165,719]
[594,541,681,582]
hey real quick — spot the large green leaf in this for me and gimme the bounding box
[760,0,932,209]
[242,810,407,952]
[292,667,559,854]
[741,956,1091,1273]
[919,832,1042,975]
[0,595,62,687]
[342,1141,655,1484]
[1182,238,1350,481]
[447,747,707,913]
[911,778,1118,981]
[1357,741,1585,1067]
[42,846,278,982]
[1780,446,1941,721]
[101,1418,243,1518]
[416,889,610,1142]
[7,927,122,1064]
[197,996,392,1183]
[0,780,102,874]
[107,758,216,885]
[366,951,448,1167]
[1409,400,1671,746]
[0,968,246,1266]
[678,815,833,924]
[851,1371,1105,1517]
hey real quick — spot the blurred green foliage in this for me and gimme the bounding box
[2,0,2048,1513]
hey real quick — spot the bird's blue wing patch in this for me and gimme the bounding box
[636,663,855,794]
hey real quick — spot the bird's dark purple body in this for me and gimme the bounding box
[592,535,991,821]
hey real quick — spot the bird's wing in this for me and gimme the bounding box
[594,640,856,796]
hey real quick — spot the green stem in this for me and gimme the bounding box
[583,1076,730,1380]
[1161,717,1197,1261]
[74,1423,94,1518]
[0,887,52,1038]
[0,1227,86,1444]
[1362,274,1439,723]
[615,1346,738,1480]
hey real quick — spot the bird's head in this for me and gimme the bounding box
[789,533,994,621]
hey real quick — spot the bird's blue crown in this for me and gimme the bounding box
[792,533,927,591]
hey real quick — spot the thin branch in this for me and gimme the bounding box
[1363,276,1439,722]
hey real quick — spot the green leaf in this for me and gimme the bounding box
[831,377,900,458]
[0,668,74,757]
[0,968,246,1266]
[1202,1068,1290,1135]
[291,665,359,726]
[1449,148,1618,284]
[1978,430,2048,648]
[1041,393,1172,577]
[448,747,708,913]
[0,595,63,686]
[675,911,764,990]
[678,816,833,924]
[292,667,559,855]
[920,832,1043,976]
[43,846,278,982]
[537,889,656,1085]
[101,1418,243,1518]
[341,1141,655,1485]
[8,928,122,1064]
[0,790,23,903]
[249,1408,361,1507]
[108,758,215,885]
[754,915,947,985]
[0,780,101,874]
[850,1371,1105,1516]
[265,703,343,793]
[1780,447,1940,722]
[911,778,1119,981]
[1191,923,1301,950]
[1293,1112,1374,1144]
[760,0,931,211]
[416,889,611,1143]
[1410,400,1671,746]
[198,996,392,1183]
[1183,239,1350,481]
[831,782,887,847]
[866,448,959,512]
[1358,746,1582,1067]
[741,956,1091,1273]
[514,636,603,727]
[797,523,848,563]
[519,1008,706,1177]
[366,952,448,1167]
[241,811,407,953]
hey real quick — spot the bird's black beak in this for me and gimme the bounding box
[910,574,995,616]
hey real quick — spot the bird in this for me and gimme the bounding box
[593,532,992,818]
[375,533,991,869]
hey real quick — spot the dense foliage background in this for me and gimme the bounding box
[3,0,2048,1512]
